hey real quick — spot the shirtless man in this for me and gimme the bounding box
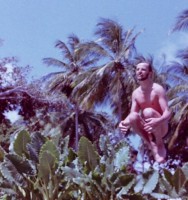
[119,62,171,163]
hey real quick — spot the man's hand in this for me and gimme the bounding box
[144,118,161,133]
[119,120,130,134]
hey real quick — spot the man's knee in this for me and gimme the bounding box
[129,112,140,124]
[142,108,160,118]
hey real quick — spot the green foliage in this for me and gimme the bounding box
[38,140,59,185]
[0,129,188,199]
[142,170,159,194]
[13,130,31,157]
[78,136,99,172]
[156,165,188,199]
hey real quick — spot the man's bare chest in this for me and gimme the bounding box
[136,91,159,108]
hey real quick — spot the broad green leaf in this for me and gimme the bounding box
[117,178,135,197]
[182,162,188,178]
[40,140,59,161]
[142,170,159,194]
[26,132,46,162]
[159,176,172,194]
[0,157,26,186]
[6,154,34,175]
[173,167,186,194]
[114,146,130,170]
[134,174,144,193]
[14,130,31,156]
[163,168,173,187]
[38,151,57,184]
[114,174,135,188]
[78,137,99,172]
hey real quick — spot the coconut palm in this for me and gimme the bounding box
[159,54,188,163]
[72,18,141,123]
[164,60,188,163]
[43,34,102,150]
[157,9,188,163]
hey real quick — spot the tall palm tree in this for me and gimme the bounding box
[158,9,188,163]
[164,60,188,162]
[43,34,101,150]
[72,18,141,122]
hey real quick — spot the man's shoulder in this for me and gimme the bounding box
[132,87,141,96]
[152,83,163,89]
[153,83,165,93]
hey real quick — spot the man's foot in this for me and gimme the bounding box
[156,143,166,163]
[154,153,166,163]
[150,142,166,163]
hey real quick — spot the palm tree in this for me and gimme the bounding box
[43,34,101,150]
[164,60,188,163]
[61,109,113,149]
[158,9,188,163]
[72,18,141,123]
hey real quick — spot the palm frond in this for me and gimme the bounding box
[167,84,188,99]
[176,48,188,65]
[79,58,99,68]
[95,18,123,54]
[55,40,73,62]
[76,41,111,60]
[43,58,69,69]
[68,34,80,51]
[122,28,142,58]
[172,9,188,32]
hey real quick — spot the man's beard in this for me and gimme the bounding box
[137,72,150,81]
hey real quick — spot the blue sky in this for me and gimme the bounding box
[0,0,188,78]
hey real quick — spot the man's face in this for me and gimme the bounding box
[136,63,151,81]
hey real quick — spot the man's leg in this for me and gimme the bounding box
[128,112,151,145]
[142,108,168,163]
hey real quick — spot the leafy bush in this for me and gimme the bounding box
[0,130,187,200]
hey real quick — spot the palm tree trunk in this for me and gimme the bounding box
[117,70,123,140]
[75,102,79,151]
[117,70,122,122]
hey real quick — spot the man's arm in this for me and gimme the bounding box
[144,86,171,130]
[119,91,140,133]
[158,86,171,122]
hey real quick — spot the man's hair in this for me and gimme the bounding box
[136,62,153,72]
[147,63,153,72]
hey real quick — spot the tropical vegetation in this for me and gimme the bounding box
[0,9,187,200]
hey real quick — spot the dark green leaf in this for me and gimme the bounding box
[40,140,59,161]
[173,167,186,193]
[0,157,26,186]
[143,170,159,194]
[163,168,174,187]
[26,132,46,162]
[6,154,34,175]
[38,151,57,184]
[78,137,99,172]
[13,130,31,157]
